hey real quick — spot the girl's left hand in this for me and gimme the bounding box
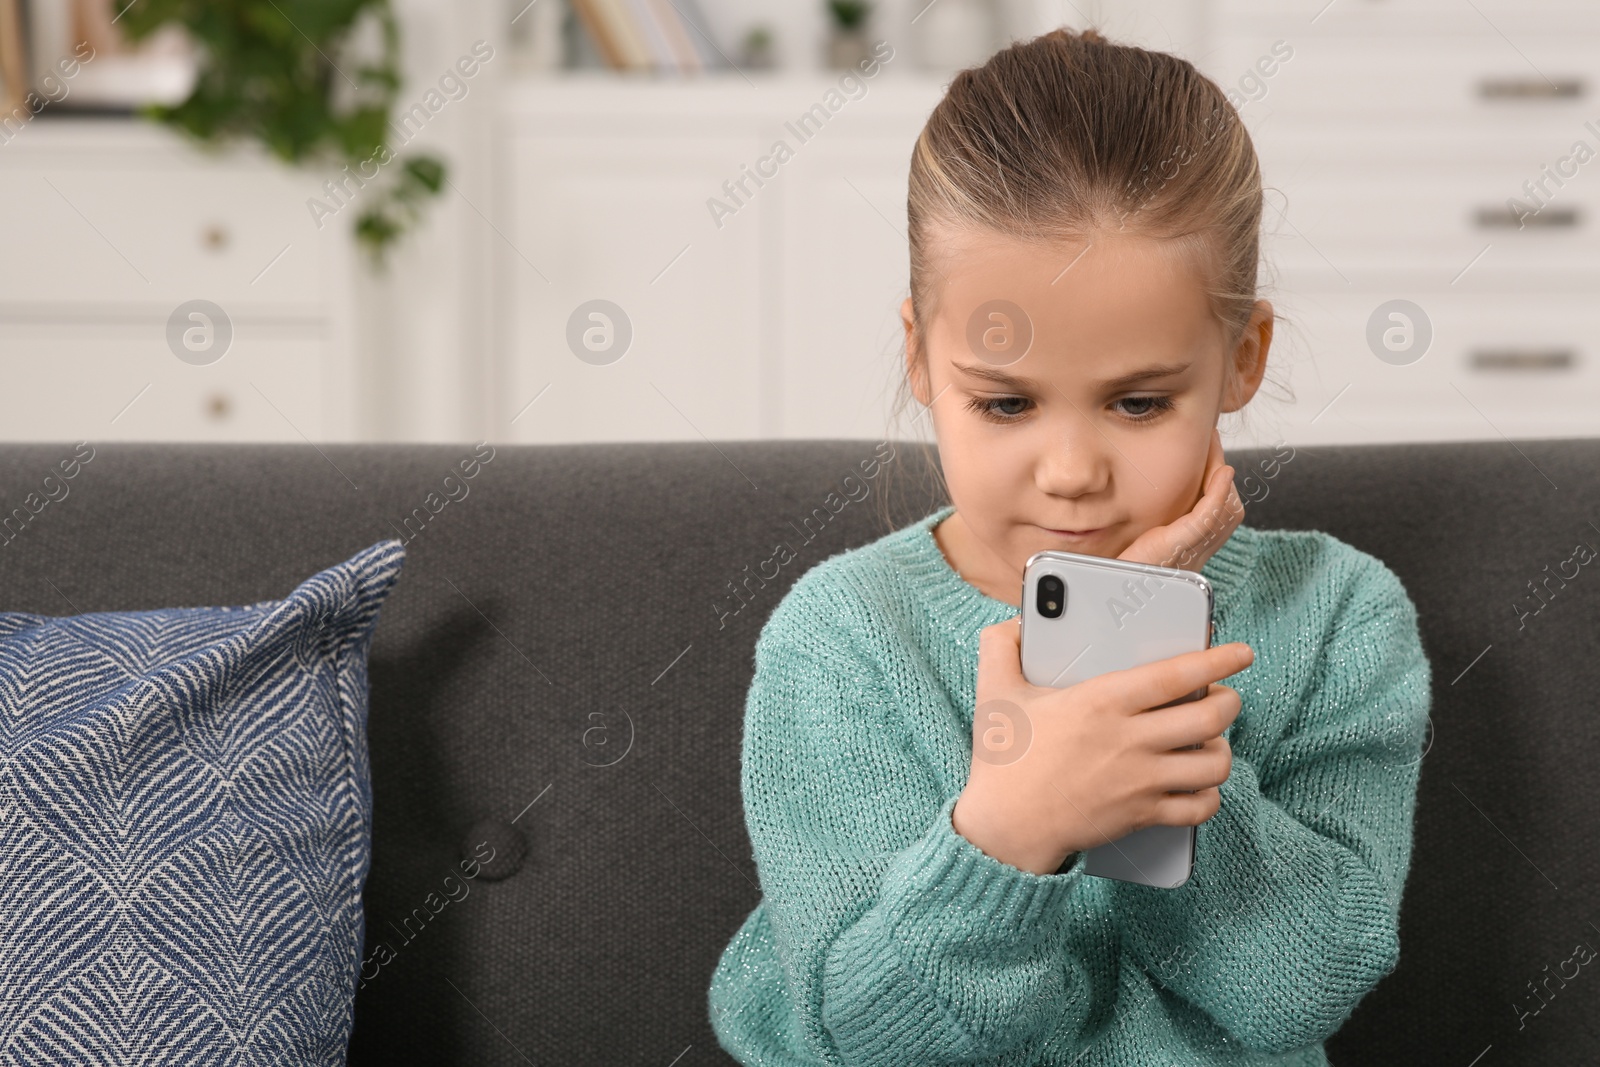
[1117,427,1245,573]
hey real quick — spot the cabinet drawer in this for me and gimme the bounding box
[1208,34,1597,120]
[1273,288,1597,404]
[0,322,338,441]
[0,168,334,310]
[1257,163,1600,283]
[1261,290,1599,442]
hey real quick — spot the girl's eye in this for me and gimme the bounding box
[962,394,1176,424]
[965,395,1032,422]
[1113,395,1176,422]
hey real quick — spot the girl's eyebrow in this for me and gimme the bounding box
[951,360,1193,391]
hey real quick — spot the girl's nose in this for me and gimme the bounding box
[1034,427,1111,499]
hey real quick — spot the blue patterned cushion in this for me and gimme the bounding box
[0,540,405,1064]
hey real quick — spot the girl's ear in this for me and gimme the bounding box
[901,296,932,407]
[1222,299,1274,413]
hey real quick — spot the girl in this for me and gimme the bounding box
[708,26,1431,1067]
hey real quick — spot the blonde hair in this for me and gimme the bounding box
[878,26,1292,533]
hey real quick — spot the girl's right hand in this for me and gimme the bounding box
[1116,427,1244,574]
[952,616,1254,875]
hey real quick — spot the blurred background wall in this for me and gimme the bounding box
[0,0,1592,448]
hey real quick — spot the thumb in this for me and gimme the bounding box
[976,615,1026,694]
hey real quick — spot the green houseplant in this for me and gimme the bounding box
[116,0,445,268]
[824,0,873,70]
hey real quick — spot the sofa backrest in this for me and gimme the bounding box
[0,438,1591,1064]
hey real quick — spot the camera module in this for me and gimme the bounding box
[1036,574,1065,619]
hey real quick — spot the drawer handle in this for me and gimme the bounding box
[205,392,234,420]
[1475,205,1580,229]
[1469,348,1577,372]
[1478,76,1585,100]
[201,224,231,251]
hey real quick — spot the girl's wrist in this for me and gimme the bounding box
[952,786,1073,876]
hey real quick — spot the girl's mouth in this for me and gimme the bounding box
[1041,526,1104,539]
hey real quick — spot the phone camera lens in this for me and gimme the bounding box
[1036,574,1065,619]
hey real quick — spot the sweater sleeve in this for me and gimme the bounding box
[735,597,1099,1065]
[1109,556,1432,1054]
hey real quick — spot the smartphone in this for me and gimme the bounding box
[1018,549,1215,889]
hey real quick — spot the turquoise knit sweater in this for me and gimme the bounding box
[708,504,1432,1066]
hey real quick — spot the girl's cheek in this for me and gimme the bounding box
[1122,439,1202,526]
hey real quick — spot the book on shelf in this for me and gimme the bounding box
[643,0,702,73]
[1,0,197,119]
[568,0,726,73]
[0,0,28,115]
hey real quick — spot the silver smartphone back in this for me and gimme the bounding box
[1018,549,1214,889]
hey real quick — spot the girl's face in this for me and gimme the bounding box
[901,227,1272,602]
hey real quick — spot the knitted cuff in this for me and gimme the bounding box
[879,793,1087,940]
[820,794,1091,1061]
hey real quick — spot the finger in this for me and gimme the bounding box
[1136,683,1241,751]
[1154,733,1233,794]
[1151,785,1222,828]
[1094,643,1255,713]
[1119,446,1239,571]
[1170,461,1242,563]
[1200,428,1224,501]
[1201,438,1237,512]
[976,616,1025,689]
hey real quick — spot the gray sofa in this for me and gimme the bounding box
[2,437,1594,1065]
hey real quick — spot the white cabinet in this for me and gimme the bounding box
[1254,138,1600,283]
[1196,0,1600,443]
[1265,289,1598,442]
[0,120,359,442]
[775,123,926,439]
[494,74,943,444]
[0,323,330,441]
[496,117,766,442]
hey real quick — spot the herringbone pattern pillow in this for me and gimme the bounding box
[0,540,405,1066]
